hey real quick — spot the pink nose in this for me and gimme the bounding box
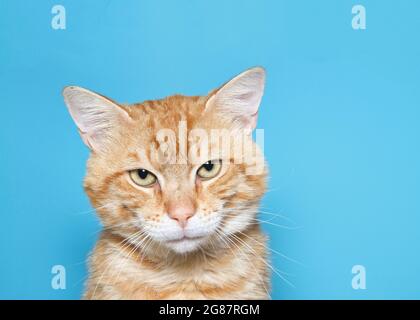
[167,202,196,228]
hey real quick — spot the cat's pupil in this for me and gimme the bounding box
[203,161,214,171]
[138,169,148,179]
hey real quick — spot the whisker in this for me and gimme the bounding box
[259,209,298,225]
[111,233,150,287]
[226,232,296,288]
[234,229,305,267]
[216,227,295,288]
[214,229,272,298]
[90,229,146,299]
[223,206,299,225]
[222,211,302,230]
[247,219,302,230]
[128,236,155,298]
[71,202,114,216]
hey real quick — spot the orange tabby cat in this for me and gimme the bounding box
[63,67,270,299]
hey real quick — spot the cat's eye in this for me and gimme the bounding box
[129,169,157,187]
[197,160,222,180]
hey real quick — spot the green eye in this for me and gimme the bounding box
[197,160,222,180]
[129,169,157,187]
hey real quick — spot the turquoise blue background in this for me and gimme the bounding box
[1,0,419,299]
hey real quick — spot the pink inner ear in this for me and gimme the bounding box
[63,86,135,152]
[204,68,265,133]
[78,129,94,150]
[249,112,259,130]
[237,91,261,115]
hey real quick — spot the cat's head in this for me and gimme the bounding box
[63,67,267,255]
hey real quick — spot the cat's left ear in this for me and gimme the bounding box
[205,67,265,132]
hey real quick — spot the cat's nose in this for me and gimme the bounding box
[167,202,196,228]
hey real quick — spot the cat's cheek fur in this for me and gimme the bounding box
[221,210,257,236]
[183,213,221,239]
[141,214,185,242]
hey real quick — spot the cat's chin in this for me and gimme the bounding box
[165,236,206,254]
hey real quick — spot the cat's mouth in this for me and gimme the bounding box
[166,235,205,243]
[164,235,207,253]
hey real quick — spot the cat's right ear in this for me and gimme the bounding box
[205,67,265,134]
[62,86,132,152]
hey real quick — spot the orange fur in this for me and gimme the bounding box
[64,68,270,299]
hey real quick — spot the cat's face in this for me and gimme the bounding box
[63,67,267,255]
